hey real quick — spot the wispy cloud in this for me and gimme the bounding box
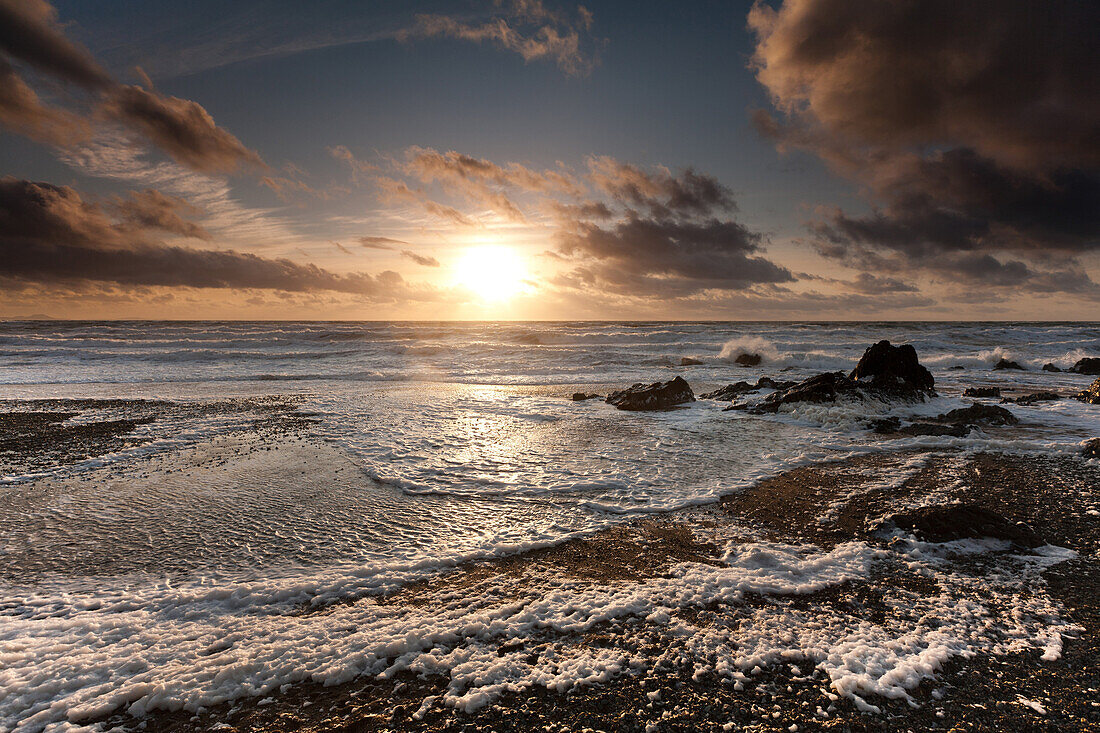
[398,1,601,76]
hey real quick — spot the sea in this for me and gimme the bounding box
[1,321,1097,730]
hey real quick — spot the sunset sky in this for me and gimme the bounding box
[1,0,1096,320]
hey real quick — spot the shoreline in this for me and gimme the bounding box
[2,396,1098,732]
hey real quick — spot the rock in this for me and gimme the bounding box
[571,392,601,401]
[734,353,762,367]
[606,376,695,411]
[700,377,797,401]
[948,365,966,370]
[887,504,1043,548]
[750,372,855,414]
[868,417,901,434]
[679,357,704,366]
[1004,391,1060,406]
[849,340,935,394]
[1072,358,1100,375]
[936,403,1018,425]
[750,341,934,414]
[757,376,796,390]
[993,358,1025,370]
[1042,363,1063,372]
[1083,438,1100,458]
[700,381,753,400]
[1075,377,1100,404]
[963,386,1001,398]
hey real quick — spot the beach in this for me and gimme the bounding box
[2,321,1099,731]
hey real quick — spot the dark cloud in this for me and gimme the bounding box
[555,214,792,297]
[846,272,918,295]
[111,189,211,240]
[401,250,440,267]
[749,0,1099,171]
[0,55,88,145]
[398,0,599,76]
[0,178,429,299]
[101,86,263,174]
[0,0,111,89]
[0,0,262,173]
[548,200,614,220]
[750,0,1100,294]
[586,156,735,219]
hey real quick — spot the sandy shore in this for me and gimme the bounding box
[3,398,1098,732]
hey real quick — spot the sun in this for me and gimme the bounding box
[453,245,529,302]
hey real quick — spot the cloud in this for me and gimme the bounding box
[374,176,477,227]
[0,55,90,145]
[359,236,408,249]
[328,145,377,184]
[750,0,1100,294]
[400,146,584,222]
[749,0,1098,171]
[0,0,111,89]
[554,214,792,297]
[99,85,263,174]
[59,133,294,247]
[0,177,433,299]
[401,250,440,267]
[110,188,211,240]
[0,0,262,173]
[375,147,792,299]
[587,156,735,218]
[398,0,599,76]
[846,272,917,295]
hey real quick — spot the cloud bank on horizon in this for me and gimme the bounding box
[0,0,1096,319]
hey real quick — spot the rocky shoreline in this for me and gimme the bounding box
[81,446,1099,733]
[5,339,1100,732]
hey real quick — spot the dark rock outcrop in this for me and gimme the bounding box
[606,377,695,411]
[750,341,935,414]
[849,340,935,394]
[700,377,796,401]
[993,358,1025,371]
[734,353,762,367]
[1042,363,1063,372]
[963,386,1001,398]
[887,504,1043,548]
[572,392,602,401]
[869,417,902,433]
[679,357,704,366]
[1004,391,1060,406]
[702,381,753,400]
[750,372,856,414]
[1075,377,1100,404]
[1083,439,1100,458]
[1072,358,1100,375]
[936,403,1018,425]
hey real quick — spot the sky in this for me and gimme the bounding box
[0,0,1097,320]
